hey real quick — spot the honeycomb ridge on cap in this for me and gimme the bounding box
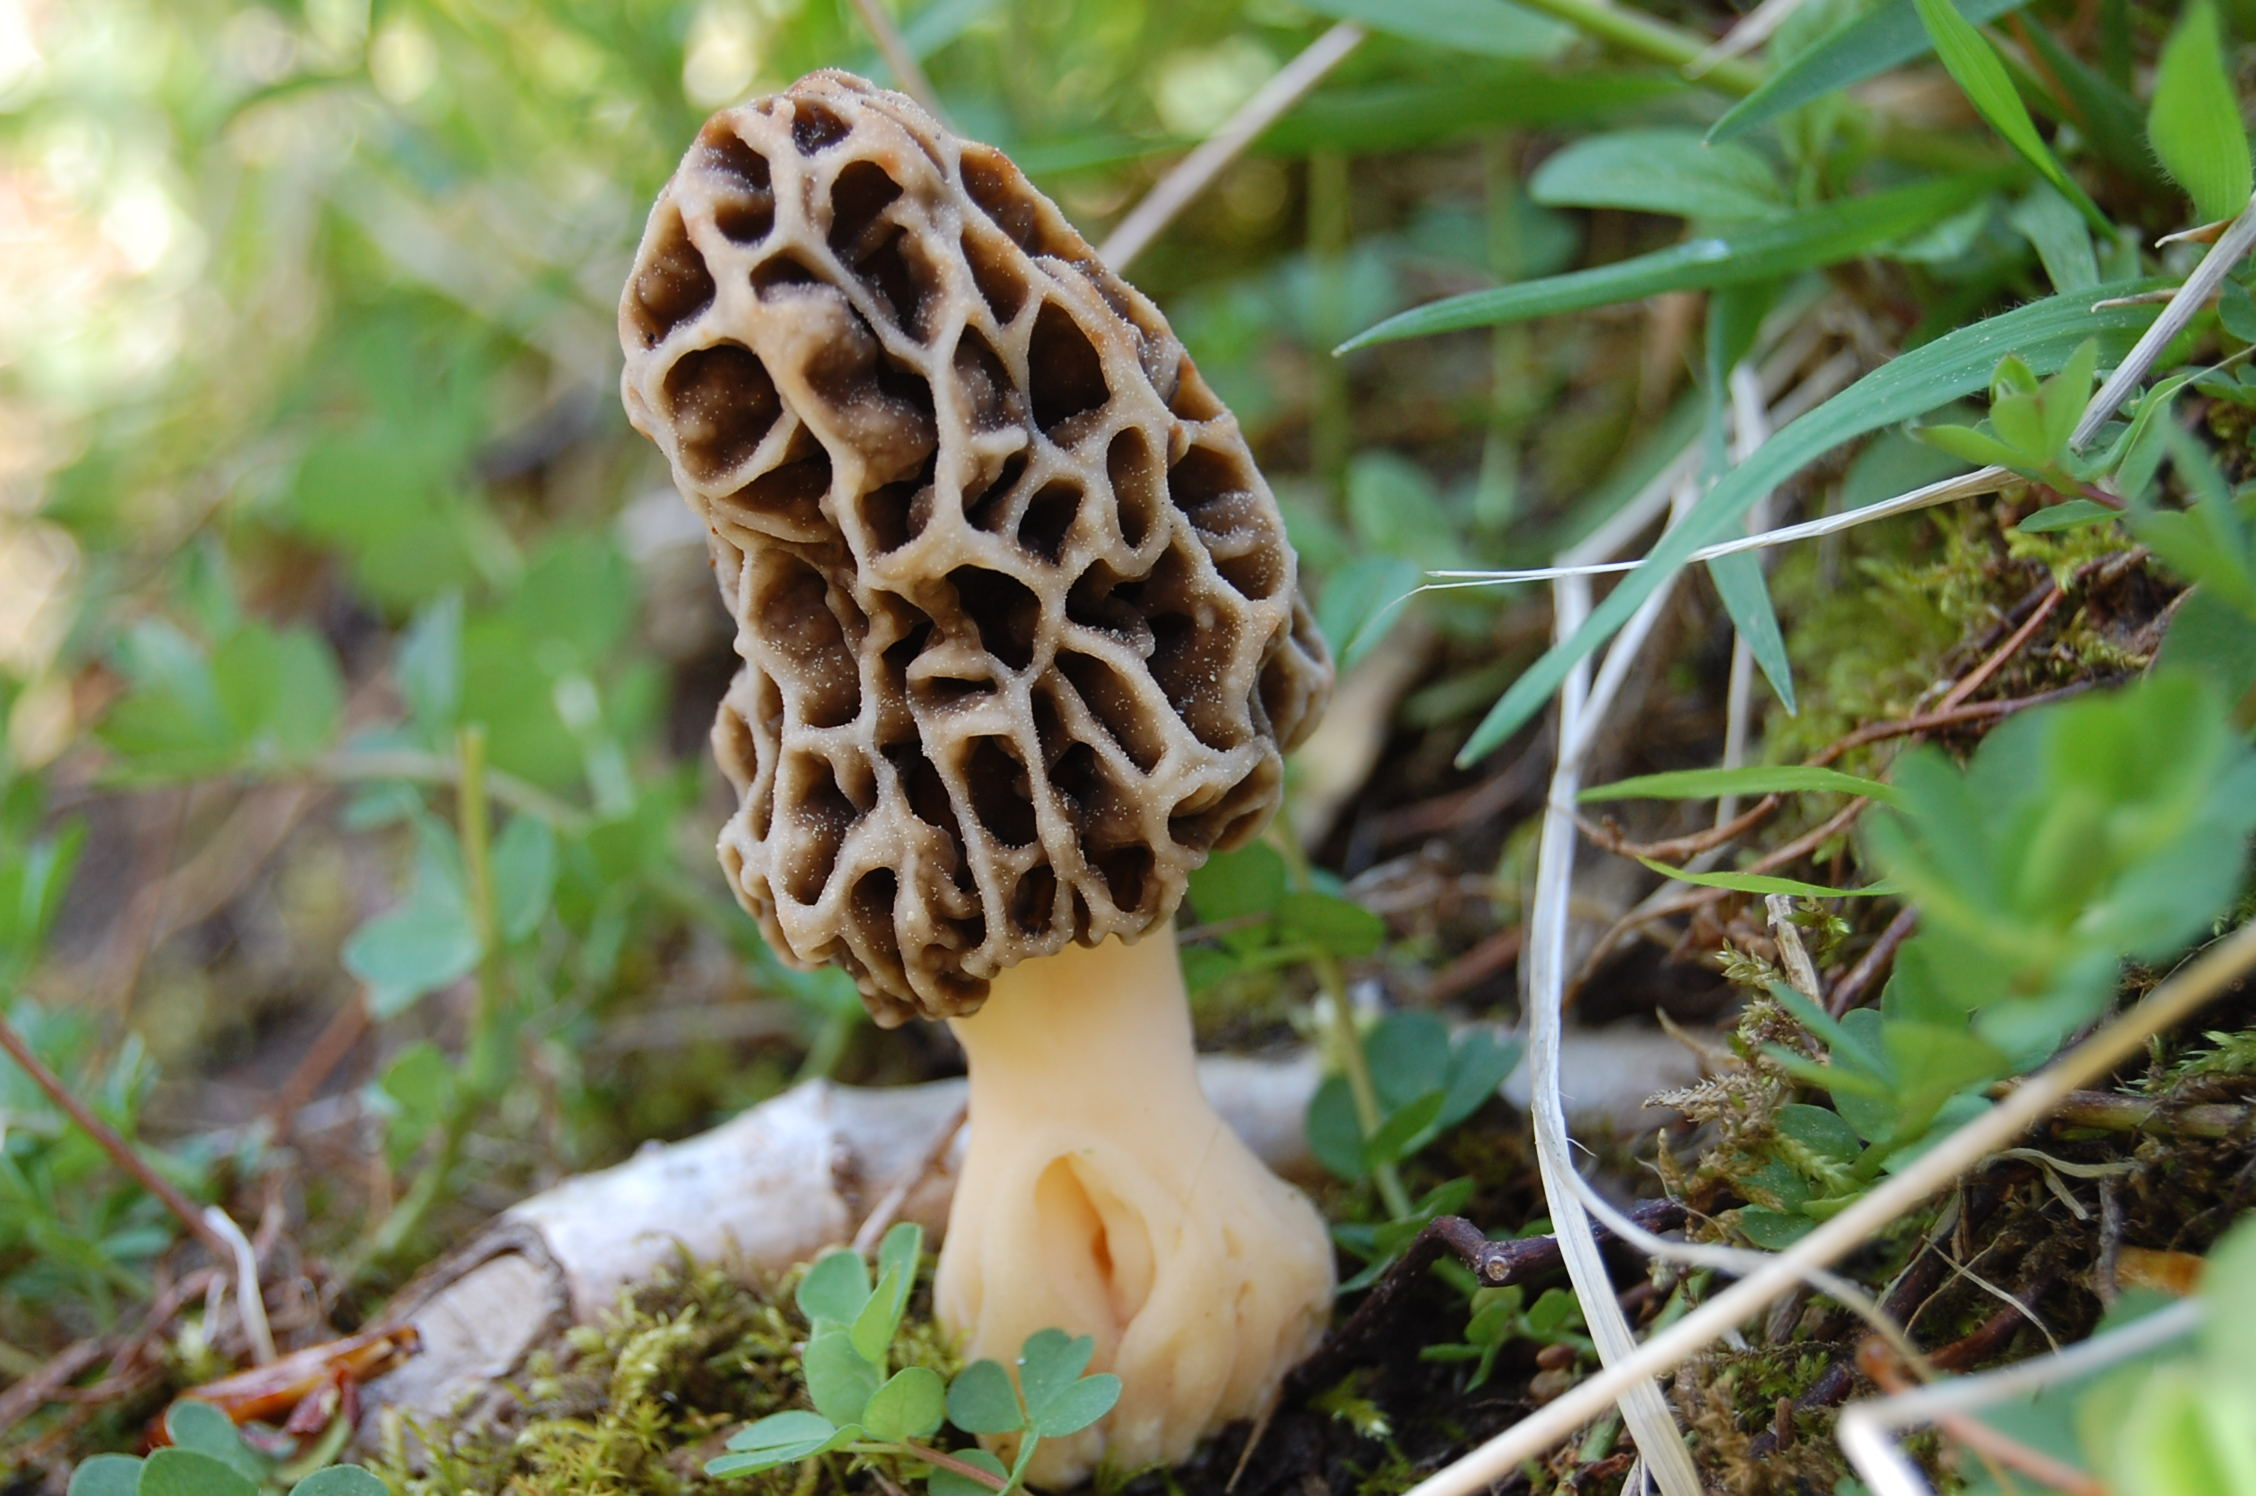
[619,69,1332,1025]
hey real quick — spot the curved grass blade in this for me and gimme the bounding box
[1582,765,1899,804]
[1708,0,2034,144]
[1456,279,2164,765]
[1338,175,1995,351]
[1911,0,2109,233]
[1637,857,1893,898]
[1706,550,1796,713]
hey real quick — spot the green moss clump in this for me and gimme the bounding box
[373,1254,961,1496]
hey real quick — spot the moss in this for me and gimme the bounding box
[373,1255,962,1496]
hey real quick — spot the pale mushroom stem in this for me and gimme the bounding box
[936,918,1336,1487]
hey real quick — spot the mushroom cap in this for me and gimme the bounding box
[620,70,1331,1024]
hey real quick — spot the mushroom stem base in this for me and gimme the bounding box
[936,921,1335,1487]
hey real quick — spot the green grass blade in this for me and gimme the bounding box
[1705,550,1797,714]
[2149,0,2254,223]
[1637,857,1894,897]
[2007,188,2099,293]
[1339,175,1994,350]
[1582,765,1899,803]
[1455,279,2164,764]
[1911,0,2110,233]
[1708,0,2034,144]
[1292,0,1572,58]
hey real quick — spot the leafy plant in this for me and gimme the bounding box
[1421,1282,1588,1392]
[67,1402,388,1496]
[707,1224,1120,1496]
[1739,672,2256,1246]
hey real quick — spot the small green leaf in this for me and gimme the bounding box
[1318,553,1424,669]
[803,1327,881,1426]
[1364,1011,1452,1112]
[1737,1206,1816,1248]
[724,1410,842,1454]
[1274,890,1385,958]
[1306,1076,1369,1182]
[164,1401,264,1482]
[1775,1103,1863,1165]
[877,1222,923,1294]
[68,1455,144,1496]
[1185,842,1286,932]
[286,1468,393,1496]
[927,1448,1010,1496]
[852,1260,911,1364]
[2017,499,2122,533]
[1031,1374,1122,1439]
[1916,421,2031,471]
[139,1449,259,1496]
[862,1367,947,1441]
[1581,764,1898,805]
[342,892,480,1020]
[947,1359,1026,1435]
[1017,1329,1096,1412]
[707,1414,859,1479]
[1912,0,2109,231]
[2149,0,2254,223]
[490,816,556,944]
[796,1247,872,1327]
[1364,1089,1449,1168]
[396,595,463,736]
[1636,857,1894,898]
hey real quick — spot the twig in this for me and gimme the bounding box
[268,992,372,1135]
[846,0,951,129]
[0,1011,231,1260]
[851,1101,966,1257]
[1097,23,1365,272]
[1293,1203,1690,1391]
[1828,906,1919,1015]
[1936,586,2063,713]
[1396,918,2256,1496]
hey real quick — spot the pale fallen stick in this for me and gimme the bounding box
[360,1057,1316,1435]
[358,1029,1703,1442]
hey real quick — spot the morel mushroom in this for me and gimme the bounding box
[620,70,1334,1483]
